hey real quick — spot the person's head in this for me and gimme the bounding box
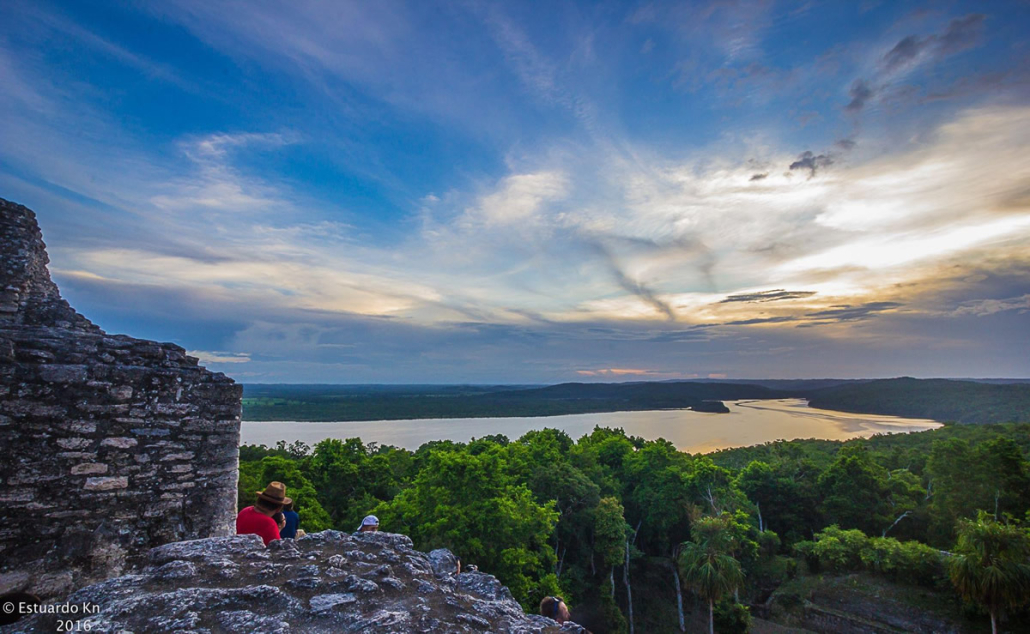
[358,515,379,532]
[539,596,570,623]
[255,481,292,516]
[284,501,294,512]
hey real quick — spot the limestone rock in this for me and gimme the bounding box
[428,547,461,577]
[12,532,585,634]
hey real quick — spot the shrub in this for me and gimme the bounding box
[713,599,751,633]
[794,526,944,585]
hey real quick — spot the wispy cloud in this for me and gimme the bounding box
[720,289,817,303]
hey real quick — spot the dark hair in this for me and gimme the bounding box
[284,501,294,511]
[539,596,564,619]
[255,498,284,513]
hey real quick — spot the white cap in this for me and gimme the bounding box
[360,515,379,527]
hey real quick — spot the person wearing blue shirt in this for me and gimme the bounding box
[280,501,300,539]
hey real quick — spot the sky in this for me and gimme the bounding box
[1,0,1029,383]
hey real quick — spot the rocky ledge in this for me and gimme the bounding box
[11,531,583,633]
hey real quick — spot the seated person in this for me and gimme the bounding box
[357,514,379,532]
[280,501,300,539]
[540,596,571,624]
[236,481,291,545]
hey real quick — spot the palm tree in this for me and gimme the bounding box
[679,516,745,634]
[947,513,1030,634]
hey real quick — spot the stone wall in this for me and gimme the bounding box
[0,197,242,600]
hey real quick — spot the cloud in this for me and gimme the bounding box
[188,350,252,364]
[467,171,568,226]
[723,315,798,326]
[804,301,902,322]
[587,241,677,321]
[847,14,987,113]
[882,14,985,72]
[720,289,817,303]
[150,132,299,213]
[845,80,874,112]
[789,151,833,177]
[576,368,657,376]
[749,173,768,181]
[952,294,1030,317]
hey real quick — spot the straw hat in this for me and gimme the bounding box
[255,481,292,508]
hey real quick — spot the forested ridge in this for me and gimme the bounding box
[239,421,1030,632]
[241,381,778,421]
[805,377,1030,425]
[242,378,1030,425]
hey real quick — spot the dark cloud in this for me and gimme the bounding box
[721,289,816,303]
[845,79,874,111]
[589,233,716,296]
[882,14,984,72]
[883,35,924,71]
[805,302,902,322]
[582,327,711,343]
[846,15,987,114]
[789,151,833,177]
[712,301,903,328]
[749,172,768,181]
[834,138,856,151]
[586,241,677,321]
[609,263,676,321]
[936,14,986,56]
[724,315,798,326]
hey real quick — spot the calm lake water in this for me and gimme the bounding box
[240,399,942,453]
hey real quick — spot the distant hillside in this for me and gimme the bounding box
[242,381,778,421]
[242,378,1030,423]
[806,377,1030,424]
[680,378,865,391]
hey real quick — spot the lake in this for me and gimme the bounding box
[239,398,942,453]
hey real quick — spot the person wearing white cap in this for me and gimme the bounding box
[357,515,379,532]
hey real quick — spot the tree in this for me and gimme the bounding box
[586,496,629,632]
[679,516,745,634]
[256,456,333,531]
[735,459,821,544]
[374,446,560,607]
[306,438,402,530]
[818,445,891,535]
[947,514,1030,634]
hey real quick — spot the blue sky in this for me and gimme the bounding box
[2,0,1029,382]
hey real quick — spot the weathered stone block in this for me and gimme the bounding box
[101,437,138,449]
[109,385,133,400]
[70,463,109,475]
[39,364,88,383]
[83,476,129,491]
[161,452,195,461]
[56,437,92,450]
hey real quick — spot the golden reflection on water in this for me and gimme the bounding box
[241,398,942,454]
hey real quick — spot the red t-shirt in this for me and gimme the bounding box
[236,506,280,545]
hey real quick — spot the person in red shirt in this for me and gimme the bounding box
[237,481,292,546]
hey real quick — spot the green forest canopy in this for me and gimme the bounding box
[239,421,1030,631]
